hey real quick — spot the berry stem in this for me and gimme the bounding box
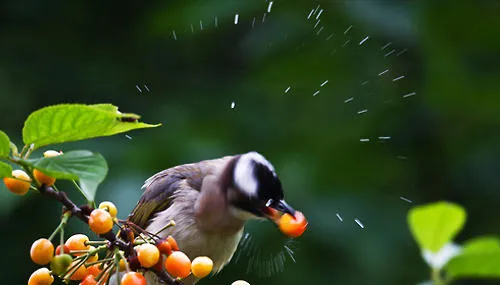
[37,185,183,284]
[48,211,70,242]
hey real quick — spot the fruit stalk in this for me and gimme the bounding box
[36,184,182,284]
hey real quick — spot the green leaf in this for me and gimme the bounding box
[0,130,10,157]
[22,104,161,149]
[446,236,500,279]
[408,201,466,252]
[30,150,108,202]
[0,161,12,177]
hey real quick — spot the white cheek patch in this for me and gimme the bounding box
[233,155,258,197]
[233,152,276,197]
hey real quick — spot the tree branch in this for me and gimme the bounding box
[38,184,182,284]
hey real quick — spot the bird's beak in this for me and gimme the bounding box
[263,199,296,223]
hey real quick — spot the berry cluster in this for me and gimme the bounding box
[26,198,215,285]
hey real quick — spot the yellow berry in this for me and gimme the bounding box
[137,243,160,268]
[3,169,31,195]
[65,234,90,252]
[231,281,250,285]
[88,209,113,234]
[86,246,99,263]
[28,268,54,285]
[30,238,54,265]
[43,150,62,158]
[191,256,213,278]
[98,201,118,218]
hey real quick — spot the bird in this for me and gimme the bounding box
[127,151,297,285]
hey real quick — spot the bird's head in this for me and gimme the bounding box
[227,152,295,223]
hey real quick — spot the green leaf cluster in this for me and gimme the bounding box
[0,103,160,202]
[408,201,500,283]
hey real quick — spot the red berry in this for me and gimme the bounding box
[166,235,179,251]
[121,272,146,285]
[156,239,172,256]
[165,251,191,279]
[278,211,308,238]
[79,275,97,285]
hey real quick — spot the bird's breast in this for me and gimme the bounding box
[146,189,244,273]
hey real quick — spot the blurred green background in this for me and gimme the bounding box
[1,0,499,284]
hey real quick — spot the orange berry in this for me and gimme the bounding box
[121,272,147,285]
[191,256,213,278]
[85,246,99,263]
[65,234,90,252]
[80,275,97,285]
[156,239,172,255]
[88,209,113,234]
[87,264,102,277]
[55,244,70,255]
[28,267,54,285]
[33,169,56,186]
[136,243,160,268]
[278,211,308,238]
[98,201,118,218]
[30,238,54,265]
[166,235,179,251]
[165,251,191,279]
[50,254,73,275]
[69,260,88,280]
[3,169,31,195]
[119,259,127,271]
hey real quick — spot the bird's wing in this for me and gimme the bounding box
[127,163,203,229]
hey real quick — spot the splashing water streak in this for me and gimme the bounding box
[135,85,142,93]
[378,69,389,76]
[402,91,416,98]
[316,9,324,20]
[381,42,392,50]
[359,36,369,45]
[234,14,239,25]
[267,1,273,13]
[384,49,396,57]
[284,86,291,93]
[354,218,365,229]
[399,196,413,203]
[336,213,343,222]
[392,75,405,82]
[344,25,353,34]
